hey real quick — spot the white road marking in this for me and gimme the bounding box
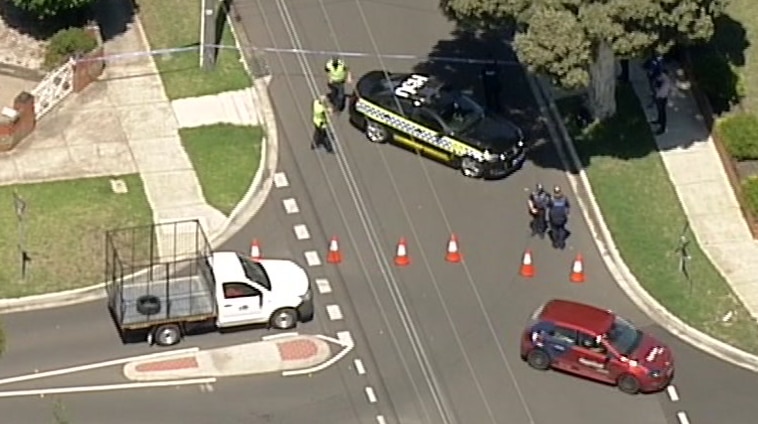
[365,386,377,403]
[0,378,217,398]
[293,224,311,240]
[315,278,332,294]
[335,331,354,347]
[376,416,387,424]
[326,304,343,321]
[283,334,355,377]
[282,198,300,214]
[677,411,690,424]
[262,332,299,341]
[304,250,321,267]
[199,383,214,393]
[354,358,366,375]
[0,347,200,387]
[667,385,680,402]
[273,172,289,188]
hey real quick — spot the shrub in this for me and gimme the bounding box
[718,113,758,160]
[742,177,758,215]
[43,27,97,70]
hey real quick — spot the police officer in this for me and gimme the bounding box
[548,186,571,249]
[312,95,333,152]
[527,183,549,238]
[324,56,352,112]
[651,69,673,135]
[480,56,501,113]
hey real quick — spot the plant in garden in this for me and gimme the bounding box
[43,27,97,69]
[11,0,95,19]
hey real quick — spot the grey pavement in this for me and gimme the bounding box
[628,64,758,318]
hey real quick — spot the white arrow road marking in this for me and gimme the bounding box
[0,378,217,398]
[0,347,200,387]
[282,333,355,377]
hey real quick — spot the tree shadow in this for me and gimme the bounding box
[413,26,565,171]
[0,1,95,40]
[684,13,749,115]
[92,0,138,42]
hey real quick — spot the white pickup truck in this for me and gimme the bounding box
[107,251,314,347]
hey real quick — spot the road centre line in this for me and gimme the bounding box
[326,304,343,321]
[304,250,321,266]
[354,358,366,375]
[667,385,680,402]
[273,172,289,188]
[365,386,377,403]
[282,198,300,214]
[0,378,217,398]
[0,347,200,386]
[294,224,311,240]
[315,278,332,294]
[676,411,690,424]
[376,416,387,424]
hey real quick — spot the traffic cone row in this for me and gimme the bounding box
[519,249,586,283]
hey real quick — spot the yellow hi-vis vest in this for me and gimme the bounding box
[325,59,348,83]
[313,99,327,128]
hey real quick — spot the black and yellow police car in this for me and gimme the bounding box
[348,71,527,178]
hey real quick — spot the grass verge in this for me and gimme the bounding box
[556,85,758,354]
[0,175,152,298]
[136,0,251,100]
[180,124,263,216]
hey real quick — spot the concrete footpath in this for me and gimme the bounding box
[628,64,758,319]
[123,336,332,381]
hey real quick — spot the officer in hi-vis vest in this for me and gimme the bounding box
[324,56,352,112]
[312,95,333,152]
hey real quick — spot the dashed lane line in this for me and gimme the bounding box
[283,198,300,214]
[315,278,332,294]
[273,172,289,188]
[365,386,377,403]
[294,224,311,240]
[667,385,680,402]
[304,250,321,267]
[337,331,354,346]
[354,359,366,375]
[676,411,690,424]
[377,416,387,424]
[326,304,344,321]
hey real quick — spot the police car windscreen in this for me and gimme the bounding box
[435,94,484,134]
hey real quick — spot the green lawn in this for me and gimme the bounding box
[137,0,251,100]
[557,85,758,354]
[726,0,758,113]
[0,175,152,298]
[180,124,263,216]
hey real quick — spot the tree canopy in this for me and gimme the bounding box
[11,0,96,19]
[441,0,727,118]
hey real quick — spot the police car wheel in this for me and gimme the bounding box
[460,157,483,178]
[526,349,550,371]
[617,374,641,394]
[365,120,389,143]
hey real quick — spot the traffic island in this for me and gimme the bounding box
[554,84,758,354]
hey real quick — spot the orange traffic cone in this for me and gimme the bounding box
[250,239,262,261]
[445,233,462,263]
[327,236,342,264]
[395,237,411,266]
[520,249,535,278]
[570,254,585,283]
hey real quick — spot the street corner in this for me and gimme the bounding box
[123,334,347,382]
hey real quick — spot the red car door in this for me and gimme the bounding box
[574,332,615,383]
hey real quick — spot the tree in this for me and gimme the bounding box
[11,0,96,19]
[441,0,727,120]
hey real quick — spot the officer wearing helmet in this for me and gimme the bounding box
[548,185,571,249]
[324,56,352,112]
[527,183,549,238]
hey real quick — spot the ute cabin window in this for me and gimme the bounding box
[223,282,259,299]
[413,109,443,133]
[577,332,607,354]
[547,326,577,345]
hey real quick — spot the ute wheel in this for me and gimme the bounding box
[153,324,182,347]
[270,308,298,330]
[365,119,389,143]
[526,349,551,371]
[136,295,161,315]
[617,374,641,394]
[460,157,483,178]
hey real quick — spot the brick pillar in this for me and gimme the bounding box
[3,91,37,151]
[73,48,105,93]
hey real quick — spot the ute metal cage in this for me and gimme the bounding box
[105,220,216,330]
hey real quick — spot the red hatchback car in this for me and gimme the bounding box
[520,299,674,394]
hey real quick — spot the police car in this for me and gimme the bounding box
[349,71,527,178]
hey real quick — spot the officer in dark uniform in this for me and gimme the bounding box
[480,56,501,113]
[548,186,571,249]
[527,183,549,238]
